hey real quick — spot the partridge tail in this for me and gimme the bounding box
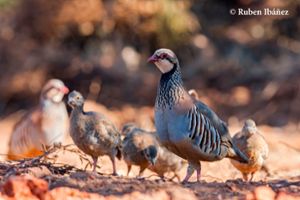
[227,143,249,164]
[221,131,249,163]
[7,149,19,160]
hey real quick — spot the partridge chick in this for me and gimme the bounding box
[122,124,159,177]
[8,79,69,160]
[148,49,249,182]
[68,91,122,174]
[231,119,269,181]
[122,124,185,181]
[148,146,186,181]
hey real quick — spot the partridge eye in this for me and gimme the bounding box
[160,54,167,59]
[76,96,80,100]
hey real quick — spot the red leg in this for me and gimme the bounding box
[92,157,98,172]
[243,173,249,181]
[249,172,255,182]
[196,162,201,182]
[110,156,118,176]
[182,164,195,183]
[127,164,132,176]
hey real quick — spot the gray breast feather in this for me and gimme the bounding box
[155,109,169,142]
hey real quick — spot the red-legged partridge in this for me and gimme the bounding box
[148,48,249,183]
[7,79,69,160]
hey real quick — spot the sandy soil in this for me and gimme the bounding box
[0,101,299,199]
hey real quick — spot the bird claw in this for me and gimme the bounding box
[182,179,201,185]
[87,171,100,179]
[181,179,189,184]
[157,177,167,182]
[112,172,119,176]
[136,176,145,180]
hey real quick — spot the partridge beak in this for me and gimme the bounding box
[150,159,156,166]
[67,99,75,107]
[61,86,69,94]
[245,126,257,134]
[147,55,157,63]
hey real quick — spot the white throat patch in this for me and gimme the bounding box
[154,59,173,73]
[52,92,64,103]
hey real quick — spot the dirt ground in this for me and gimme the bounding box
[0,101,299,200]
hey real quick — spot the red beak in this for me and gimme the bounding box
[147,55,158,63]
[61,86,69,94]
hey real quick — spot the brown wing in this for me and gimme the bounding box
[7,107,43,160]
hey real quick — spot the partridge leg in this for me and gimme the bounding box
[249,172,255,182]
[170,174,176,180]
[170,173,181,182]
[137,166,147,178]
[195,162,201,182]
[159,175,166,181]
[182,164,195,183]
[127,164,132,176]
[242,173,249,181]
[92,157,98,172]
[261,164,271,176]
[110,156,117,176]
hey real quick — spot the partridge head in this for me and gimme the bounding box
[243,119,257,135]
[67,90,84,108]
[41,79,69,103]
[143,145,158,166]
[148,48,178,73]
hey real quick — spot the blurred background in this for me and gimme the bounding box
[0,0,299,129]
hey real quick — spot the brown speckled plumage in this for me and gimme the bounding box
[122,124,185,180]
[68,91,122,174]
[231,119,269,181]
[148,146,186,181]
[121,124,159,177]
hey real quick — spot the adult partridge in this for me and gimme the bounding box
[231,119,269,181]
[68,90,122,174]
[148,48,249,182]
[121,124,159,177]
[7,79,69,160]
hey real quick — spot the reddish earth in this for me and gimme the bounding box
[0,101,299,200]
